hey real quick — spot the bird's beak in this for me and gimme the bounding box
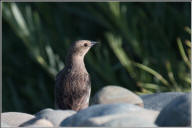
[91,41,98,47]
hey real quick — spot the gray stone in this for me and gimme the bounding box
[140,92,186,111]
[19,118,53,127]
[79,111,158,127]
[155,93,191,126]
[34,108,76,126]
[61,103,159,127]
[1,112,35,126]
[91,85,143,107]
[94,116,157,127]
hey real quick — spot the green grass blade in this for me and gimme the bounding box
[177,38,191,68]
[133,62,170,86]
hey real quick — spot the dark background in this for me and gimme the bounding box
[2,2,191,114]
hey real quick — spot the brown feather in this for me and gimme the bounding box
[55,40,95,111]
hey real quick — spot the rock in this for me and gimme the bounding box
[1,122,11,127]
[91,85,143,107]
[34,108,76,126]
[19,118,53,127]
[81,115,157,127]
[1,112,35,126]
[140,92,186,111]
[155,93,191,126]
[79,111,158,127]
[61,103,159,127]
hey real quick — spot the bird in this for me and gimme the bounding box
[55,40,98,111]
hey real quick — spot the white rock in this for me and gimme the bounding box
[1,112,35,126]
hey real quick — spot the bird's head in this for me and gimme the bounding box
[69,40,98,57]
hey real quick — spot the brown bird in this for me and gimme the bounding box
[55,40,97,111]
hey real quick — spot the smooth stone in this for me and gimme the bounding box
[91,85,143,107]
[1,122,11,127]
[61,103,159,127]
[34,108,76,126]
[79,111,158,127]
[155,93,191,126]
[1,112,35,126]
[20,118,53,127]
[101,117,157,127]
[140,92,186,111]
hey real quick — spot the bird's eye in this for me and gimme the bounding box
[84,43,88,47]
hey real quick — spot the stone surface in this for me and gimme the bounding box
[79,112,158,127]
[1,122,11,127]
[61,103,159,127]
[91,85,143,107]
[140,92,186,111]
[19,118,53,127]
[86,115,157,127]
[1,112,35,127]
[155,93,191,126]
[34,108,76,126]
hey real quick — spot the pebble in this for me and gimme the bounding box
[140,92,186,110]
[61,103,158,127]
[34,108,76,126]
[1,122,11,127]
[19,118,53,127]
[155,93,191,126]
[2,91,190,127]
[1,112,35,126]
[91,85,144,107]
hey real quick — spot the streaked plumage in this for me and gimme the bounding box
[55,40,97,111]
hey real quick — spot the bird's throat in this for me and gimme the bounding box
[66,55,86,71]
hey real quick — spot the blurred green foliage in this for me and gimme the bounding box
[2,2,191,114]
